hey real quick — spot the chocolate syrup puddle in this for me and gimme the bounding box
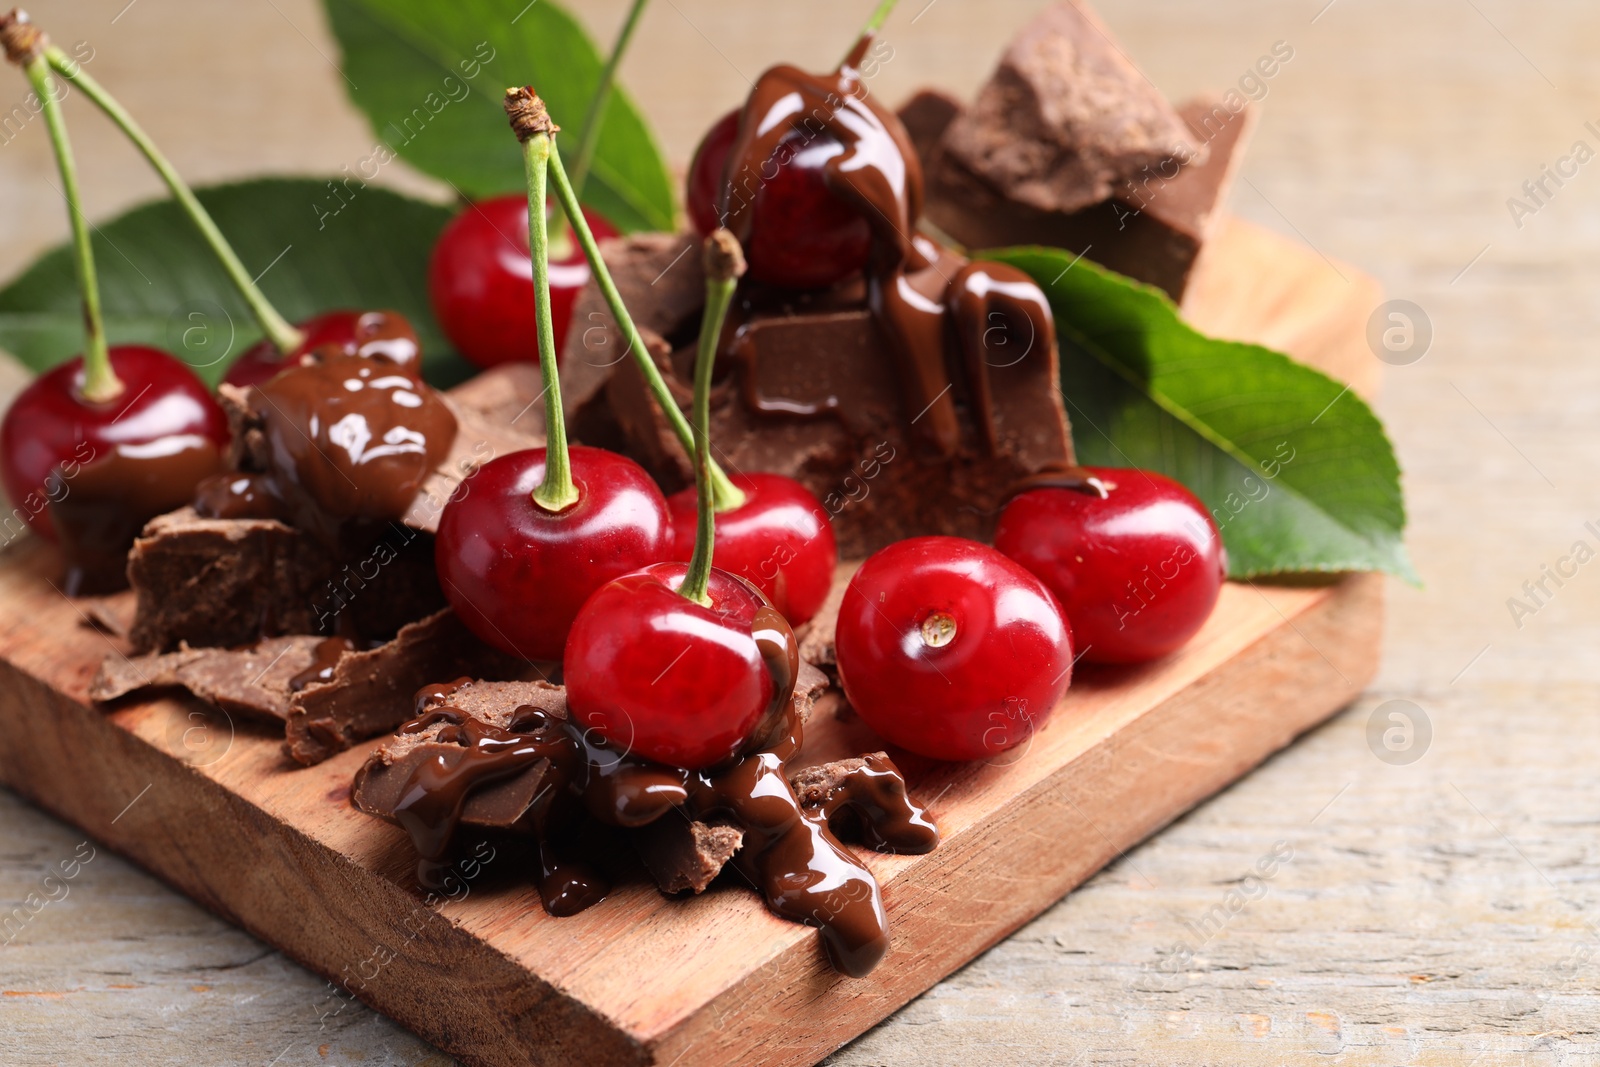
[248,335,455,546]
[51,436,224,596]
[358,606,937,976]
[714,33,1057,461]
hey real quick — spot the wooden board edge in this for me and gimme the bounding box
[644,573,1385,1066]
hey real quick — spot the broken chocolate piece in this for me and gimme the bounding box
[938,1,1202,216]
[286,609,528,765]
[126,507,330,653]
[922,93,1257,301]
[632,818,745,895]
[90,635,323,721]
[895,87,963,165]
[124,508,445,654]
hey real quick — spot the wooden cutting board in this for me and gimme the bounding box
[0,218,1387,1067]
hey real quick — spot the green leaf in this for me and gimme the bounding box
[0,178,477,389]
[990,247,1415,582]
[321,0,677,234]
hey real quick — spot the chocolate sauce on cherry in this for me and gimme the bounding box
[714,33,1057,460]
[1005,463,1115,502]
[357,609,937,976]
[248,340,456,543]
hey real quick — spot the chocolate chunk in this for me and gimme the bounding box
[79,593,135,639]
[922,93,1257,300]
[352,679,568,835]
[895,87,963,164]
[792,660,830,722]
[125,508,446,655]
[126,507,330,653]
[790,752,939,854]
[634,819,745,895]
[286,609,529,765]
[89,635,323,721]
[939,1,1202,215]
[708,303,1072,557]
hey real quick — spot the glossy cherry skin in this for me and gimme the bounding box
[435,445,672,662]
[428,194,619,369]
[995,468,1227,665]
[565,562,775,770]
[834,537,1073,763]
[222,309,423,388]
[665,472,836,627]
[0,345,228,543]
[687,109,872,291]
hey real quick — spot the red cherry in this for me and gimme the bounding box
[834,537,1073,762]
[223,309,422,388]
[565,562,774,770]
[0,345,229,592]
[995,468,1227,665]
[435,445,672,662]
[666,472,836,627]
[686,109,872,290]
[428,194,619,369]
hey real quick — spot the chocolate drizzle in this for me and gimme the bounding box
[1006,463,1115,503]
[716,33,1058,461]
[245,332,456,545]
[354,609,938,976]
[288,636,357,692]
[192,472,287,522]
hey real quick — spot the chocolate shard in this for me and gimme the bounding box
[634,819,745,895]
[89,635,323,721]
[286,610,529,766]
[126,507,330,653]
[792,660,830,722]
[797,574,848,676]
[352,679,568,835]
[921,92,1257,301]
[895,87,964,165]
[938,0,1203,216]
[125,507,446,655]
[708,303,1072,558]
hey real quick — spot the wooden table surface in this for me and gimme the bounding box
[1,1,1593,1064]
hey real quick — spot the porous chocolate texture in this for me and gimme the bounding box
[920,92,1258,301]
[573,234,1076,558]
[937,0,1203,216]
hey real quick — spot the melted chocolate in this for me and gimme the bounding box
[1006,463,1115,502]
[192,472,288,522]
[288,636,356,692]
[250,345,456,544]
[360,609,936,976]
[51,436,224,596]
[716,34,1057,460]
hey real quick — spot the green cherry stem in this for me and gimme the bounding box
[566,0,649,199]
[507,88,578,513]
[40,43,305,355]
[849,0,900,58]
[679,230,745,606]
[547,140,746,512]
[3,14,118,401]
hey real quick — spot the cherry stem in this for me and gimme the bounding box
[22,53,119,401]
[508,90,579,513]
[42,44,305,356]
[680,230,745,606]
[547,140,747,512]
[567,0,648,202]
